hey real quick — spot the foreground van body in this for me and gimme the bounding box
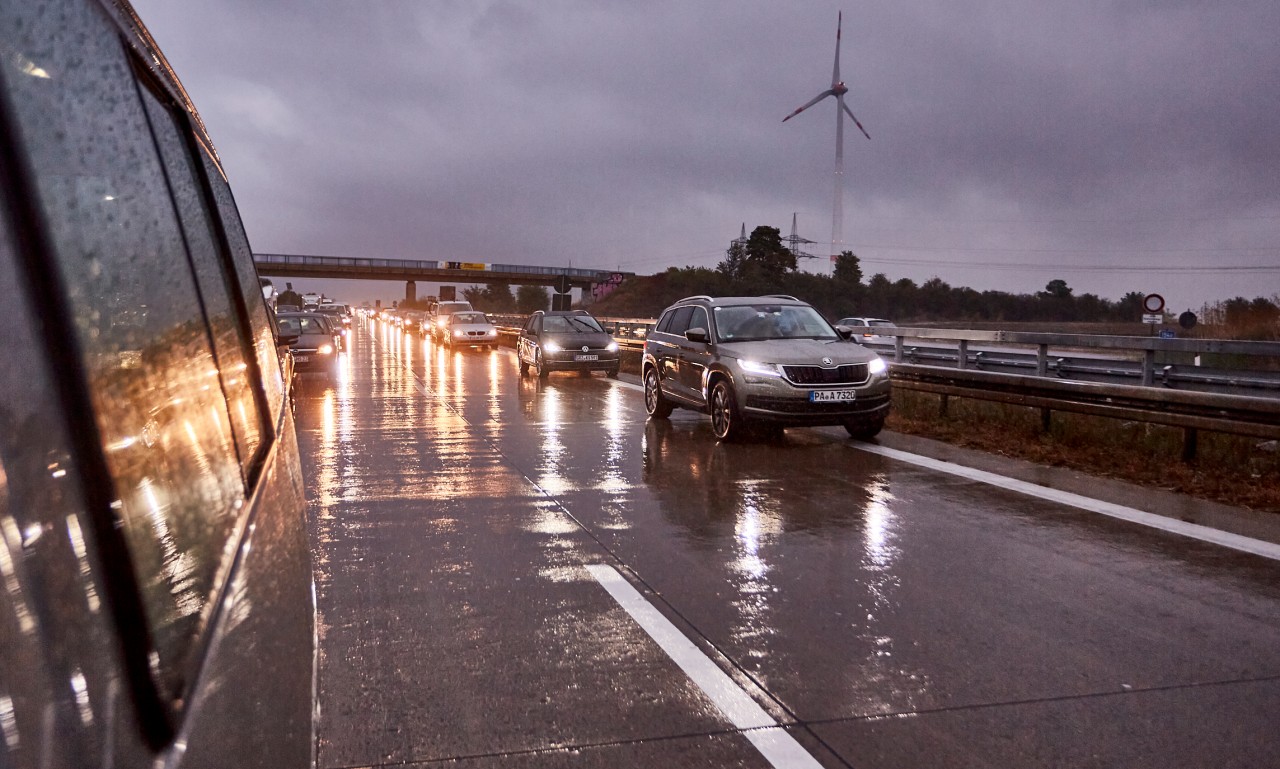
[0,2,315,767]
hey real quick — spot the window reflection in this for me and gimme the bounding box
[0,10,246,699]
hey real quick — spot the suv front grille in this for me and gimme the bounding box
[782,363,869,385]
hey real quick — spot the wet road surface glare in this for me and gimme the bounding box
[296,319,1280,768]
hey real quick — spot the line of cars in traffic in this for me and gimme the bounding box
[376,300,502,349]
[274,300,354,378]
[370,295,893,441]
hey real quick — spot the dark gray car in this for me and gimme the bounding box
[517,310,621,378]
[643,295,891,440]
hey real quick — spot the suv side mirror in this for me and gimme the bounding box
[685,327,709,343]
[834,325,854,340]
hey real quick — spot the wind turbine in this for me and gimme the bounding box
[783,11,870,266]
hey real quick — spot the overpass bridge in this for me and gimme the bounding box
[254,252,632,302]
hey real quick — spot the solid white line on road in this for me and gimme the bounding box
[851,443,1280,562]
[611,379,644,392]
[586,565,824,769]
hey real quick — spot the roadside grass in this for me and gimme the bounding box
[885,390,1280,513]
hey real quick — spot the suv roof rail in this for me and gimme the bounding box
[675,295,714,304]
[763,294,800,301]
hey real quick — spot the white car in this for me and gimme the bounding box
[428,300,475,338]
[835,317,898,343]
[441,311,500,349]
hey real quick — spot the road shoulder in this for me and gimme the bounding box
[865,430,1280,547]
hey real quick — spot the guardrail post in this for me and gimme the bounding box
[1037,344,1048,377]
[957,340,969,370]
[1142,349,1155,387]
[1182,428,1198,463]
[894,336,904,363]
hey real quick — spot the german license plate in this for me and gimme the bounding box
[294,354,310,363]
[810,389,857,402]
[574,354,598,361]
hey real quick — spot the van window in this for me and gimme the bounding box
[199,149,286,422]
[137,70,265,479]
[0,5,246,701]
[0,176,121,761]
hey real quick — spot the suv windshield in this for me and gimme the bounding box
[543,315,604,333]
[713,304,837,342]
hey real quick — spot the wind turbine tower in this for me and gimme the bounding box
[783,12,870,270]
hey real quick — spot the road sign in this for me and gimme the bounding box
[554,275,572,294]
[1159,329,1176,339]
[1179,311,1198,330]
[1143,293,1165,313]
[1142,313,1162,324]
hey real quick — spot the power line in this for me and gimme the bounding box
[854,258,1280,274]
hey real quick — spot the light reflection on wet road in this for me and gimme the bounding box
[297,320,1280,769]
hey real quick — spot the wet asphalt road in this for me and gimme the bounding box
[295,319,1280,769]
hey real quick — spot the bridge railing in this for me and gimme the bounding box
[255,253,625,279]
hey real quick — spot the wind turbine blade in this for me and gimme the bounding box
[842,101,871,140]
[783,89,836,122]
[832,11,842,86]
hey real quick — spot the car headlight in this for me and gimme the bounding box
[454,329,465,337]
[739,359,782,377]
[868,357,887,375]
[543,341,562,353]
[605,341,619,352]
[318,343,335,355]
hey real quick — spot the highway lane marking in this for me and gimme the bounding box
[611,379,644,392]
[851,443,1280,562]
[586,565,824,769]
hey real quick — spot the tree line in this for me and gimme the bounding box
[397,284,551,315]
[585,225,1278,334]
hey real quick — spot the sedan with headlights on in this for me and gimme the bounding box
[276,312,341,378]
[442,311,500,350]
[517,310,620,378]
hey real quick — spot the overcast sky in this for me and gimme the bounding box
[131,0,1279,312]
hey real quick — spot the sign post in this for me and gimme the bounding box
[1142,293,1165,336]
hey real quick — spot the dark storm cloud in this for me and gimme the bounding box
[134,0,1280,307]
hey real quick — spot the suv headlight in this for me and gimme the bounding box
[318,343,335,355]
[739,359,782,377]
[543,341,562,353]
[868,357,887,376]
[605,341,619,352]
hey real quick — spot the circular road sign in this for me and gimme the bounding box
[1143,293,1165,313]
[1179,311,1198,330]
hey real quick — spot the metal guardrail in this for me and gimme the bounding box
[891,363,1280,441]
[861,327,1280,456]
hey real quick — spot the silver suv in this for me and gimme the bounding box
[642,295,891,440]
